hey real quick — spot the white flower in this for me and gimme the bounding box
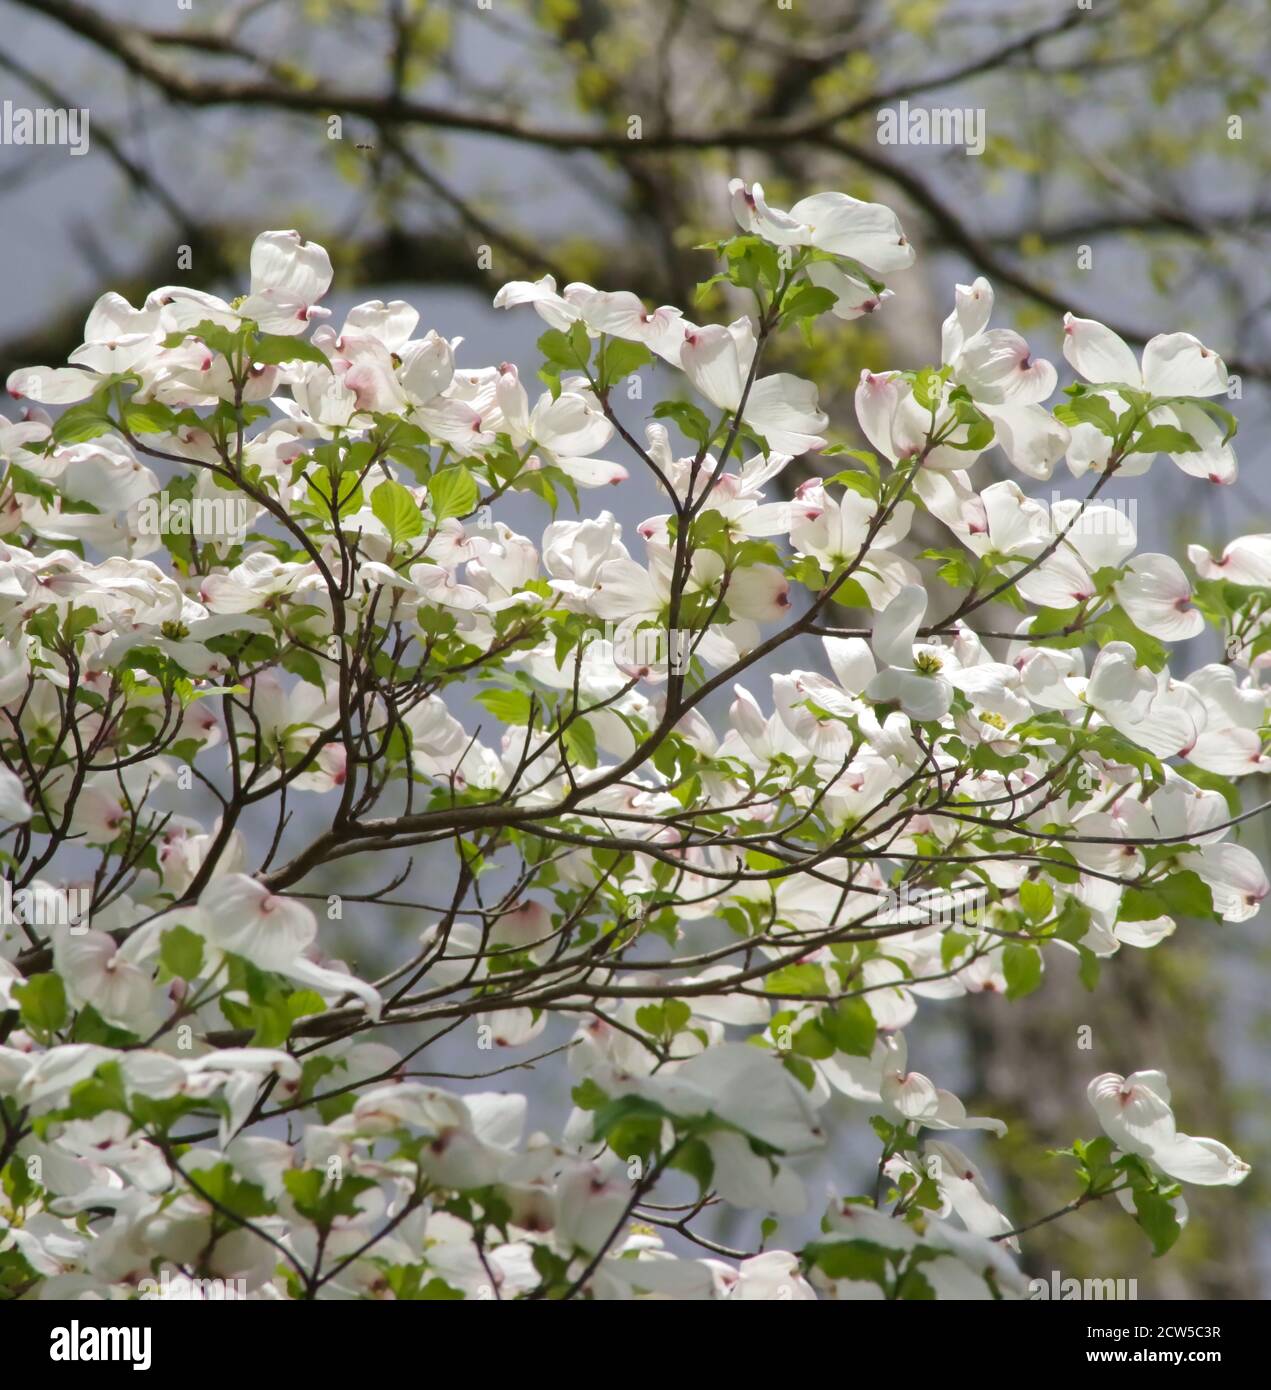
[865,585,953,721]
[680,319,828,455]
[942,277,1068,479]
[1088,1070,1250,1186]
[727,179,916,274]
[237,230,333,335]
[495,366,628,486]
[1114,554,1204,641]
[6,292,161,403]
[1188,533,1271,587]
[1183,842,1268,922]
[1062,315,1235,482]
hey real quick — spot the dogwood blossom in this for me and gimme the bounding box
[0,182,1261,1302]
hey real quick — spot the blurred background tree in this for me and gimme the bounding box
[2,0,1269,1296]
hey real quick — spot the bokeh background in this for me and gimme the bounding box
[2,0,1269,1297]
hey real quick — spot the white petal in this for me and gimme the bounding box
[788,192,915,273]
[1062,314,1142,387]
[1141,333,1228,397]
[872,584,927,667]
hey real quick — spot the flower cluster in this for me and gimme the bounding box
[0,182,1261,1299]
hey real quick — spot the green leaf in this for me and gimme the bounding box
[668,1137,715,1196]
[428,466,480,522]
[1129,424,1200,456]
[121,399,180,436]
[5,463,57,505]
[562,718,598,769]
[922,547,977,591]
[792,1018,836,1060]
[1053,894,1093,945]
[1092,605,1168,672]
[1002,942,1043,1000]
[1085,725,1163,778]
[52,400,114,444]
[571,1078,609,1112]
[537,323,591,371]
[806,1238,889,1286]
[764,963,827,998]
[15,973,68,1034]
[652,399,711,446]
[166,320,243,359]
[600,338,652,384]
[1132,1186,1182,1257]
[250,333,330,367]
[475,688,533,725]
[911,366,945,413]
[371,479,425,545]
[159,924,205,982]
[187,1162,274,1220]
[1077,944,1101,992]
[1054,392,1120,437]
[822,997,877,1058]
[1018,879,1054,926]
[1121,870,1215,923]
[786,553,826,593]
[780,284,838,322]
[281,648,326,689]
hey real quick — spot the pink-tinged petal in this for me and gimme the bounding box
[956,329,1057,405]
[0,767,31,824]
[6,365,96,403]
[590,557,661,621]
[530,390,613,457]
[727,179,808,244]
[398,332,455,407]
[1141,332,1228,397]
[789,192,915,273]
[804,261,893,320]
[725,563,791,621]
[1187,842,1269,922]
[1015,546,1097,610]
[1150,1134,1250,1187]
[1189,534,1271,586]
[1108,691,1202,760]
[895,670,953,721]
[340,298,419,351]
[1052,498,1137,571]
[1087,1071,1177,1154]
[1064,418,1118,478]
[948,662,1029,723]
[552,455,629,487]
[237,288,330,336]
[248,229,333,303]
[493,274,579,331]
[1152,402,1237,484]
[1062,314,1142,386]
[1188,727,1270,778]
[680,323,745,411]
[854,369,906,463]
[941,276,994,363]
[1086,641,1156,714]
[1114,554,1204,641]
[196,874,317,971]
